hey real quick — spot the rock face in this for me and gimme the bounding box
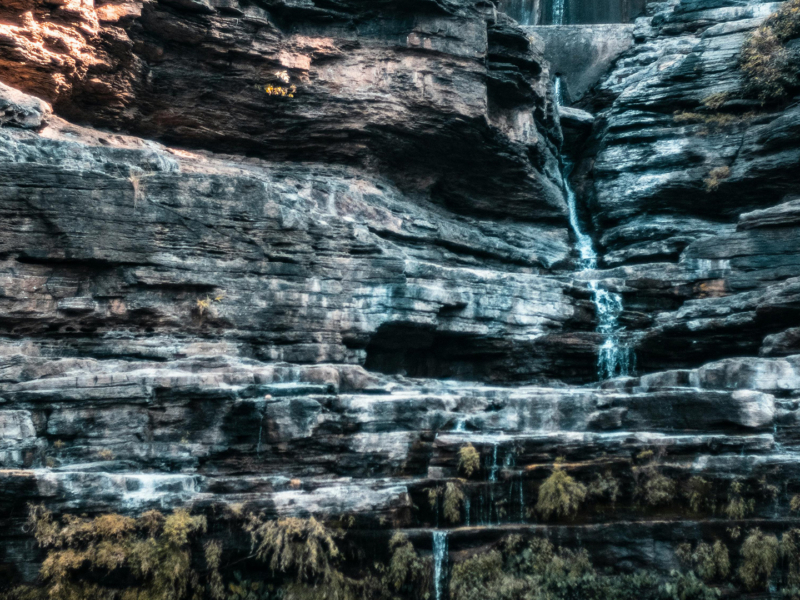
[1,0,800,597]
[0,0,566,221]
[570,0,800,373]
[526,24,636,102]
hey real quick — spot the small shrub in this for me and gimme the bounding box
[684,477,715,514]
[639,471,676,507]
[26,505,208,600]
[724,480,755,519]
[206,540,224,600]
[661,570,721,600]
[264,72,296,98]
[243,515,341,583]
[536,461,587,520]
[449,550,503,600]
[791,494,800,513]
[443,482,464,524]
[97,449,114,461]
[673,111,744,129]
[633,454,676,508]
[783,529,800,590]
[705,166,731,191]
[458,444,480,478]
[587,471,620,505]
[426,487,440,510]
[385,532,430,598]
[759,476,779,501]
[226,572,281,600]
[739,528,779,591]
[676,541,730,582]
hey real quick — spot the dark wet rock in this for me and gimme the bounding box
[762,327,800,357]
[553,0,800,376]
[0,86,593,384]
[1,0,800,592]
[738,196,800,230]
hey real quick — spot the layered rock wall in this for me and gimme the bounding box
[1,0,800,596]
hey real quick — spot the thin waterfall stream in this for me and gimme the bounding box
[555,78,635,379]
[432,531,449,600]
[551,0,566,24]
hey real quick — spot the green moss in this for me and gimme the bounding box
[739,528,779,591]
[535,463,587,521]
[458,444,480,479]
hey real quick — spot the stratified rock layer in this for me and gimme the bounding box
[0,0,799,594]
[570,0,800,373]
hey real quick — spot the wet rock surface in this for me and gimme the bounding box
[0,0,799,595]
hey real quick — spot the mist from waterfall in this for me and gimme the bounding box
[556,77,635,380]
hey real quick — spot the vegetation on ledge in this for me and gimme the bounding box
[740,0,800,102]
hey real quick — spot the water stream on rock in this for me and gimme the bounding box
[551,0,566,24]
[433,531,449,600]
[555,78,635,379]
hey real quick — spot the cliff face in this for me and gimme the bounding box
[574,0,800,373]
[1,0,800,597]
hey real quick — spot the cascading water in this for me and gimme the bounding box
[487,444,500,524]
[433,531,449,600]
[556,78,635,379]
[551,0,566,24]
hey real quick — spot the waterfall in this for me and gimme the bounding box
[554,76,564,106]
[488,444,499,524]
[488,444,500,482]
[556,77,635,380]
[464,495,471,526]
[433,531,449,600]
[552,0,566,24]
